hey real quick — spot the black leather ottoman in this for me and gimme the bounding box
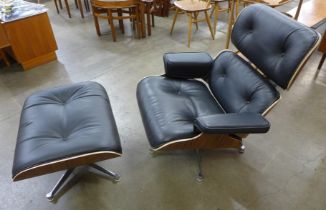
[12,82,122,200]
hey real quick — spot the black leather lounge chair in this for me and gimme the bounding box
[136,4,321,179]
[12,82,122,201]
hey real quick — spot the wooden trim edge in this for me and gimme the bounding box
[13,151,121,181]
[151,133,243,152]
[21,51,57,70]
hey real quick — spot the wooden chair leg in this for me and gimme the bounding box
[204,11,214,40]
[59,0,63,9]
[93,15,101,36]
[117,9,124,34]
[210,3,216,18]
[77,0,85,18]
[129,8,133,22]
[138,11,143,39]
[235,0,239,17]
[75,0,79,9]
[108,10,117,42]
[140,4,146,38]
[187,12,193,47]
[64,0,72,18]
[318,53,326,70]
[170,8,179,35]
[213,3,219,37]
[84,0,90,12]
[194,12,199,31]
[0,50,10,67]
[225,0,235,49]
[151,13,154,27]
[146,7,151,36]
[54,0,60,14]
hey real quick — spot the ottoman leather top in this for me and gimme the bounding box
[12,82,122,180]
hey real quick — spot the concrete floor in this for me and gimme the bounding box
[0,0,325,209]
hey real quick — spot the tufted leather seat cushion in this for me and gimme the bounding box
[231,4,319,89]
[209,51,280,114]
[137,76,224,149]
[12,82,122,179]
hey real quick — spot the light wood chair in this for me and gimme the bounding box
[210,0,230,37]
[54,0,87,18]
[170,0,214,47]
[91,0,141,42]
[240,0,291,7]
[141,0,156,36]
[225,0,292,49]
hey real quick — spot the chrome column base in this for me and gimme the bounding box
[195,149,204,182]
[239,144,245,153]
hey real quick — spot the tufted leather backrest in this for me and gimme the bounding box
[209,51,280,114]
[231,4,320,89]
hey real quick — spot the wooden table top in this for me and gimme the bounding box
[288,0,326,28]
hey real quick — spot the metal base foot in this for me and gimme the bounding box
[239,144,245,153]
[45,164,120,201]
[89,163,120,182]
[196,149,204,181]
[46,168,74,201]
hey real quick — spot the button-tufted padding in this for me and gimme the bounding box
[137,76,224,148]
[231,4,319,89]
[12,82,122,179]
[209,51,280,114]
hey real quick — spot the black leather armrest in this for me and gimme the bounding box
[163,52,213,79]
[194,113,270,134]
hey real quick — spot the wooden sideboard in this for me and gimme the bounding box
[0,12,58,70]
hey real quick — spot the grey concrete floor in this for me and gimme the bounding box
[0,0,325,209]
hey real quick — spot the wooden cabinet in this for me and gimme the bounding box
[0,24,9,48]
[1,12,58,70]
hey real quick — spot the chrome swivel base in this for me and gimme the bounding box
[195,149,204,182]
[46,164,120,201]
[239,144,246,153]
